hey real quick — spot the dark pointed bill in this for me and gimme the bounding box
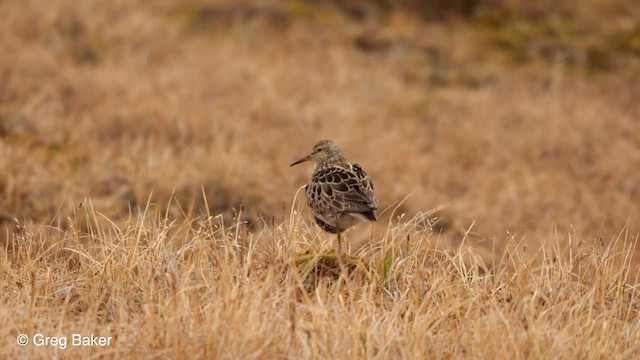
[290,155,310,166]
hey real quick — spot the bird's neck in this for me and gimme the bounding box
[313,155,349,173]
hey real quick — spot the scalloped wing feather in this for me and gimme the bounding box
[306,165,378,220]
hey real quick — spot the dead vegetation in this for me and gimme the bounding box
[1,203,639,358]
[1,0,639,358]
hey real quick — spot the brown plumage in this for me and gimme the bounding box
[290,140,378,249]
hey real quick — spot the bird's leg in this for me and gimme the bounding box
[335,232,345,272]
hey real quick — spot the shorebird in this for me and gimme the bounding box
[290,140,378,251]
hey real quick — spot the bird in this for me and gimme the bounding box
[290,140,378,252]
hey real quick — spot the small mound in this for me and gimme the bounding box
[293,250,369,290]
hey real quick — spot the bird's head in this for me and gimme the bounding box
[290,140,345,168]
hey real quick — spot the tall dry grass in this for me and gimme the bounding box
[1,201,639,358]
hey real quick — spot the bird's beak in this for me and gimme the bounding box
[290,154,311,167]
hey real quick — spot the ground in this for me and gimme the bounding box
[1,0,639,358]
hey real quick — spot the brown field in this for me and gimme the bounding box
[1,0,640,358]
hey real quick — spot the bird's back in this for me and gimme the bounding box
[305,162,378,233]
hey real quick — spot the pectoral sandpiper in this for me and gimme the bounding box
[290,140,378,251]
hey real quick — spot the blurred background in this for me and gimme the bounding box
[1,0,639,257]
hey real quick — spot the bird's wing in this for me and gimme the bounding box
[351,163,378,209]
[307,165,378,217]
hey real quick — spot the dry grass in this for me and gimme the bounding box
[1,203,639,358]
[1,0,640,358]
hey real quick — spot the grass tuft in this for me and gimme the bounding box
[4,200,638,358]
